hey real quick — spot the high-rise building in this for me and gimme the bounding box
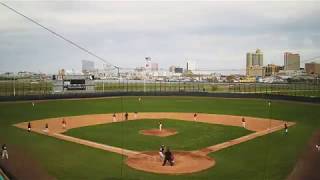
[151,63,159,71]
[284,52,300,71]
[145,57,152,71]
[82,60,95,74]
[169,66,176,72]
[186,61,196,71]
[305,62,320,75]
[246,49,263,76]
[265,64,281,76]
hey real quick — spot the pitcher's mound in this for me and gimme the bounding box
[126,151,215,175]
[139,129,177,137]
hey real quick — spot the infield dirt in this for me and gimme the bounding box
[14,112,295,175]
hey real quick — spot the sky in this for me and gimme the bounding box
[0,1,320,74]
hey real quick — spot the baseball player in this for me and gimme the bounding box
[125,112,128,120]
[1,144,8,160]
[284,123,288,134]
[316,145,320,152]
[43,123,49,133]
[242,117,246,128]
[32,101,35,107]
[159,121,163,131]
[138,97,141,102]
[27,122,32,132]
[162,148,174,166]
[193,113,198,121]
[159,145,165,160]
[134,112,138,119]
[112,113,117,122]
[62,118,67,129]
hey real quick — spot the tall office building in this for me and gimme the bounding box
[246,49,264,76]
[186,61,196,71]
[284,52,300,71]
[82,60,95,74]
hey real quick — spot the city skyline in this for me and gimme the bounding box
[1,1,320,74]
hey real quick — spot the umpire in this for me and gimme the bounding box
[162,148,174,166]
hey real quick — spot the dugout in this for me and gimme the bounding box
[52,75,94,92]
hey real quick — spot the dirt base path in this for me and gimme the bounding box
[14,112,295,175]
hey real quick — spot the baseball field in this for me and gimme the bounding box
[0,96,319,179]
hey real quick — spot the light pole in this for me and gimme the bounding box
[13,74,16,96]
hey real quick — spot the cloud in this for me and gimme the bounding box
[0,1,320,74]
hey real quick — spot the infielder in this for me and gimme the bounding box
[27,122,32,132]
[62,118,67,129]
[284,123,288,134]
[1,144,8,160]
[193,113,198,121]
[112,113,117,122]
[242,117,246,128]
[125,112,128,120]
[43,123,49,133]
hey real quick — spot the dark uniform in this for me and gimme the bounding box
[162,150,174,166]
[284,123,288,134]
[28,122,31,132]
[125,112,128,120]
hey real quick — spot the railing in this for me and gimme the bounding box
[0,79,319,98]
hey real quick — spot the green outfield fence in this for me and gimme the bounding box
[0,79,319,98]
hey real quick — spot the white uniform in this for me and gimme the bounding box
[1,146,8,159]
[159,123,162,131]
[159,146,165,159]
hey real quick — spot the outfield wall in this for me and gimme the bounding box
[0,91,319,103]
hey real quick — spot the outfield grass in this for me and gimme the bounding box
[0,96,320,179]
[65,119,252,151]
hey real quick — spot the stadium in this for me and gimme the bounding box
[1,1,320,180]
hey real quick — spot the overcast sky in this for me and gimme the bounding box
[1,1,320,74]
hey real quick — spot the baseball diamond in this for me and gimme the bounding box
[0,96,319,179]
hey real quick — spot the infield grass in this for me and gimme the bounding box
[64,119,252,151]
